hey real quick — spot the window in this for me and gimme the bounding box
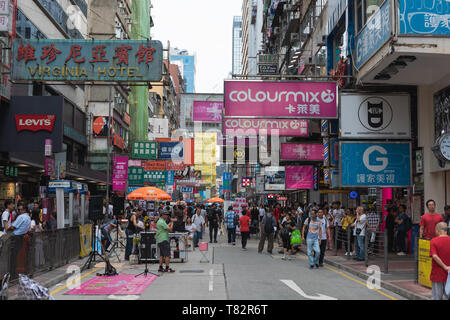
[63,101,74,126]
[74,108,86,133]
[16,9,47,39]
[36,0,83,39]
[355,0,385,33]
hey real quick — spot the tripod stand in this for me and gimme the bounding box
[82,221,105,271]
[107,219,125,262]
[135,228,160,278]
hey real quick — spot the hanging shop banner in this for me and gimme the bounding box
[112,156,128,191]
[166,161,185,171]
[223,118,309,136]
[12,39,163,82]
[285,166,314,190]
[166,170,175,186]
[92,116,110,137]
[44,158,55,178]
[340,142,411,187]
[128,159,142,167]
[113,133,125,150]
[399,0,450,36]
[224,80,338,119]
[418,239,432,288]
[128,167,144,185]
[264,166,285,191]
[132,141,157,159]
[174,166,191,180]
[144,170,166,184]
[158,141,184,160]
[340,94,411,139]
[281,143,324,161]
[143,160,166,171]
[148,118,169,139]
[330,138,339,166]
[193,101,223,122]
[355,0,391,69]
[79,224,92,258]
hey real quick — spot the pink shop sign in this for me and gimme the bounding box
[285,166,314,189]
[281,143,324,161]
[222,118,308,136]
[193,101,223,122]
[224,80,338,119]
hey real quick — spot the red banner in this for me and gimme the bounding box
[166,161,185,171]
[15,115,56,132]
[143,160,166,171]
[113,133,124,150]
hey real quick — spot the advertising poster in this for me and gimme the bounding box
[281,143,324,161]
[112,156,128,191]
[264,166,285,191]
[92,116,109,137]
[158,141,184,160]
[193,101,223,122]
[285,166,313,190]
[418,239,432,288]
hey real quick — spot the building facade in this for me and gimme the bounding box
[241,0,264,76]
[171,47,196,93]
[232,16,243,75]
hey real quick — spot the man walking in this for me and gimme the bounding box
[156,211,175,273]
[192,208,205,248]
[258,210,277,254]
[317,209,329,267]
[420,200,444,240]
[352,206,367,262]
[225,206,236,245]
[302,209,322,269]
[429,222,450,300]
[206,203,220,243]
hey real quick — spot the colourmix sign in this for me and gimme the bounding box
[12,39,163,82]
[224,80,338,119]
[340,142,411,187]
[223,118,308,136]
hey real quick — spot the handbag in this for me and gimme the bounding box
[290,230,302,245]
[355,228,362,235]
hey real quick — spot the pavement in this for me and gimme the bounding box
[5,232,431,300]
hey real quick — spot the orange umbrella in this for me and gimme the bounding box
[206,197,224,203]
[126,186,172,201]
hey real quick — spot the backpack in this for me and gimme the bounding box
[233,213,240,226]
[263,215,274,234]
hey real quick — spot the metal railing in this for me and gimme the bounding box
[0,227,81,282]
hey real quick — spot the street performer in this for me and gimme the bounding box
[157,211,175,273]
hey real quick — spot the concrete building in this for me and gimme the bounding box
[232,16,243,75]
[171,48,196,93]
[241,0,264,76]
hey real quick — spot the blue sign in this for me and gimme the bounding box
[341,142,411,187]
[166,171,175,186]
[399,0,450,35]
[355,0,391,69]
[127,185,142,195]
[349,191,359,199]
[223,172,232,191]
[158,141,184,160]
[181,187,193,193]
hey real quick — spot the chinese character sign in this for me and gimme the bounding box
[340,142,411,187]
[12,39,163,82]
[281,143,324,161]
[158,141,184,160]
[144,171,166,184]
[355,0,391,69]
[285,166,313,190]
[113,156,128,191]
[132,141,157,159]
[224,81,338,119]
[128,167,144,185]
[399,0,450,35]
[193,101,223,122]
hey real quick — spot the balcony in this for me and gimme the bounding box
[354,0,450,85]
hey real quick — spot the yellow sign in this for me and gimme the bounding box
[79,224,93,258]
[418,239,432,288]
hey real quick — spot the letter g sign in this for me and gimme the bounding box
[363,146,388,172]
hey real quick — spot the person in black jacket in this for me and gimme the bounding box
[206,204,220,243]
[385,207,397,253]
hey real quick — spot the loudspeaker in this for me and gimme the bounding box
[112,196,124,217]
[88,195,104,221]
[140,232,157,261]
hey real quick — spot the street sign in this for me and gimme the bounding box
[258,54,278,65]
[340,142,411,187]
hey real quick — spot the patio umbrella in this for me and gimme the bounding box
[206,197,224,203]
[126,186,172,201]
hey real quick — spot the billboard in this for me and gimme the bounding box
[399,0,450,36]
[113,156,128,191]
[12,39,163,82]
[264,166,285,191]
[143,161,166,171]
[285,166,314,190]
[0,96,64,152]
[158,141,184,160]
[131,141,157,159]
[223,118,308,136]
[281,143,324,161]
[224,80,338,119]
[193,101,223,122]
[92,116,110,137]
[340,142,411,187]
[340,94,411,139]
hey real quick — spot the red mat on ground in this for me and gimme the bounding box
[65,274,158,295]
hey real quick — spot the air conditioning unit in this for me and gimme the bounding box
[291,33,300,41]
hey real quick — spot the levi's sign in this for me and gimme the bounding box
[15,115,56,132]
[224,80,338,119]
[12,39,163,82]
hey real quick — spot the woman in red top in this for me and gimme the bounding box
[239,210,251,250]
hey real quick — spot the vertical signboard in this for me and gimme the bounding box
[112,156,128,191]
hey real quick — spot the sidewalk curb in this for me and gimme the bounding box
[323,257,431,300]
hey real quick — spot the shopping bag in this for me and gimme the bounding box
[18,274,55,300]
[445,274,450,297]
[290,230,302,245]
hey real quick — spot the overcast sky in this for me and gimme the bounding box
[151,0,242,94]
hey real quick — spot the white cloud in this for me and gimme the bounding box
[151,0,242,93]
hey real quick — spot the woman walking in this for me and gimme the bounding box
[239,210,250,250]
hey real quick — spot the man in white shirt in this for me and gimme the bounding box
[108,202,114,218]
[351,206,368,261]
[297,203,304,215]
[331,201,344,250]
[192,210,205,248]
[2,200,15,232]
[259,206,266,218]
[318,209,329,267]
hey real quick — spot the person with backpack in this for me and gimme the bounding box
[206,203,220,243]
[225,206,237,245]
[395,204,411,255]
[258,209,277,254]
